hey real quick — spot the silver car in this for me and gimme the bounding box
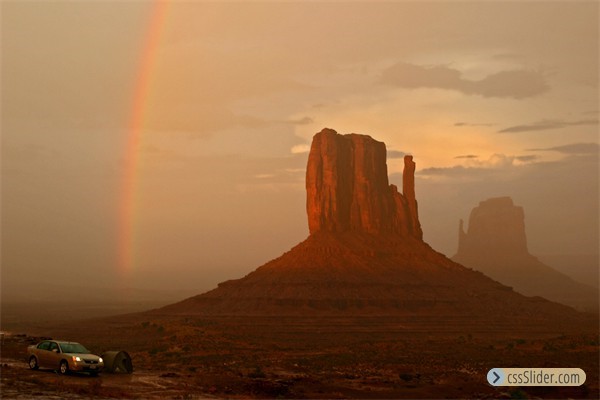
[27,340,104,375]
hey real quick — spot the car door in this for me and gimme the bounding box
[35,341,52,368]
[47,342,62,369]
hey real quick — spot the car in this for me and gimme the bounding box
[27,340,104,375]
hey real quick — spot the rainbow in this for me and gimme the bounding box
[118,0,170,276]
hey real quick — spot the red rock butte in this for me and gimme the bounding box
[456,197,528,257]
[453,196,599,312]
[306,128,422,238]
[158,129,584,320]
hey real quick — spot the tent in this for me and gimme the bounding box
[101,351,133,373]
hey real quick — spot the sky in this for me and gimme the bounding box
[2,1,598,298]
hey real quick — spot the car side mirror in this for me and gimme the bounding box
[52,349,58,353]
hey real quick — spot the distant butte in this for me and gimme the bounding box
[453,197,599,312]
[158,129,583,320]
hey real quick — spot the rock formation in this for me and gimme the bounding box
[453,197,598,312]
[456,197,528,257]
[306,129,422,238]
[158,129,584,321]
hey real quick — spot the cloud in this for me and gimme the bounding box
[284,168,305,174]
[419,154,530,178]
[418,146,595,181]
[527,142,599,155]
[415,165,509,181]
[291,144,311,154]
[286,116,313,125]
[515,155,538,162]
[381,62,462,90]
[418,165,473,177]
[237,158,308,192]
[474,70,548,98]
[380,62,549,99]
[499,119,598,133]
[454,154,478,159]
[387,150,406,159]
[254,174,275,179]
[454,122,495,127]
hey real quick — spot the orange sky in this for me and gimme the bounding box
[2,1,598,297]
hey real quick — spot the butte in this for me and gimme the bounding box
[453,197,598,312]
[157,128,585,322]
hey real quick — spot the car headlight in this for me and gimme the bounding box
[72,356,81,362]
[99,357,103,363]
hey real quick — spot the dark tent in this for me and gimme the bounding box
[101,351,133,373]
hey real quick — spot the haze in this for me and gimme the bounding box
[2,1,598,302]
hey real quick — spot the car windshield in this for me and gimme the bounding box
[59,343,89,354]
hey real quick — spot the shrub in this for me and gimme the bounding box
[248,366,266,379]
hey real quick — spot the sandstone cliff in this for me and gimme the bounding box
[453,197,598,312]
[306,129,422,238]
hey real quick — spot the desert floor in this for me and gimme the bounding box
[1,305,598,399]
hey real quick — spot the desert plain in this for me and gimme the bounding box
[1,302,598,399]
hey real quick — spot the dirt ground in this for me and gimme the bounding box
[1,314,598,399]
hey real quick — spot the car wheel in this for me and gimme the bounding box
[59,360,69,375]
[28,356,39,370]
